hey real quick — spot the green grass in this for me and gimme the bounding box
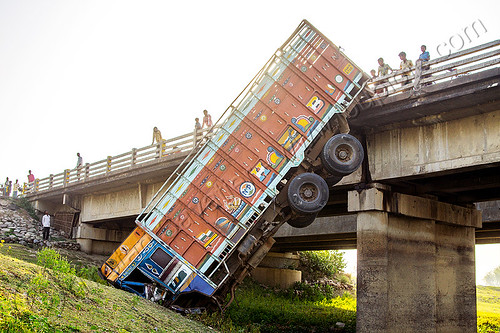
[199,279,357,333]
[0,244,214,332]
[477,285,500,332]
[1,243,499,332]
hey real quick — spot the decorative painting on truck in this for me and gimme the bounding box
[101,19,369,308]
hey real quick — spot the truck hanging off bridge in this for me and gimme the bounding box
[100,20,370,311]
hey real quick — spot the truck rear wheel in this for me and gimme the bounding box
[321,134,364,176]
[287,214,316,228]
[287,173,328,215]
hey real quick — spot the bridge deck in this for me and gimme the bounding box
[26,41,500,247]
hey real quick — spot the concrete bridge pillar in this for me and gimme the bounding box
[349,184,481,333]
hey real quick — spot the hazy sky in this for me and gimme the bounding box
[0,0,499,281]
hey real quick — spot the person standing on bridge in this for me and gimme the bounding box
[41,211,51,241]
[377,58,392,94]
[76,153,83,180]
[76,152,83,168]
[152,126,163,145]
[3,177,9,196]
[194,118,202,144]
[27,170,35,192]
[398,52,413,86]
[377,57,393,77]
[12,179,19,198]
[418,44,430,62]
[417,45,431,85]
[202,109,213,129]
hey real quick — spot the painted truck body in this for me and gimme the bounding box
[101,20,369,309]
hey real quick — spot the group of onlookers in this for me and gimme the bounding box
[1,175,52,241]
[1,170,36,198]
[371,45,431,93]
[195,109,213,131]
[152,109,213,149]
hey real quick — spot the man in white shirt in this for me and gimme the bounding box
[41,211,51,241]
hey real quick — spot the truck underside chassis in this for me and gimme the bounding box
[101,20,370,312]
[170,115,364,311]
[107,120,364,312]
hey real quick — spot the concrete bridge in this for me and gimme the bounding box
[27,40,500,332]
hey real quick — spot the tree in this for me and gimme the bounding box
[484,266,500,287]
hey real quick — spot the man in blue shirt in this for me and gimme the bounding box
[418,45,431,84]
[419,45,430,62]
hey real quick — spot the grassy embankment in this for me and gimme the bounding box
[0,243,213,332]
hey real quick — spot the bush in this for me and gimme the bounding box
[298,250,346,280]
[36,248,75,275]
[279,281,338,302]
[14,197,38,221]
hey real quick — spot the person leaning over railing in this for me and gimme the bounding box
[377,57,393,94]
[418,45,431,85]
[152,126,163,145]
[152,126,167,153]
[398,51,414,86]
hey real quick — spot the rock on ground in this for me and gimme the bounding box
[0,197,80,251]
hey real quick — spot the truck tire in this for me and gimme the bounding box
[287,214,316,228]
[287,173,328,215]
[321,134,364,176]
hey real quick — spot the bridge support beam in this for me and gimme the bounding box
[75,224,131,255]
[251,252,301,289]
[349,185,482,333]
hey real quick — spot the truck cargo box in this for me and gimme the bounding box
[101,19,369,310]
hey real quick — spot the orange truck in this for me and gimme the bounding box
[100,20,369,311]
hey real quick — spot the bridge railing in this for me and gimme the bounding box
[365,40,500,103]
[26,41,500,195]
[25,125,220,195]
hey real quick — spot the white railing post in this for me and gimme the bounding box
[159,140,165,158]
[193,128,198,147]
[49,174,54,189]
[84,163,90,181]
[131,148,137,166]
[155,143,161,159]
[413,60,423,91]
[106,156,112,173]
[63,170,70,187]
